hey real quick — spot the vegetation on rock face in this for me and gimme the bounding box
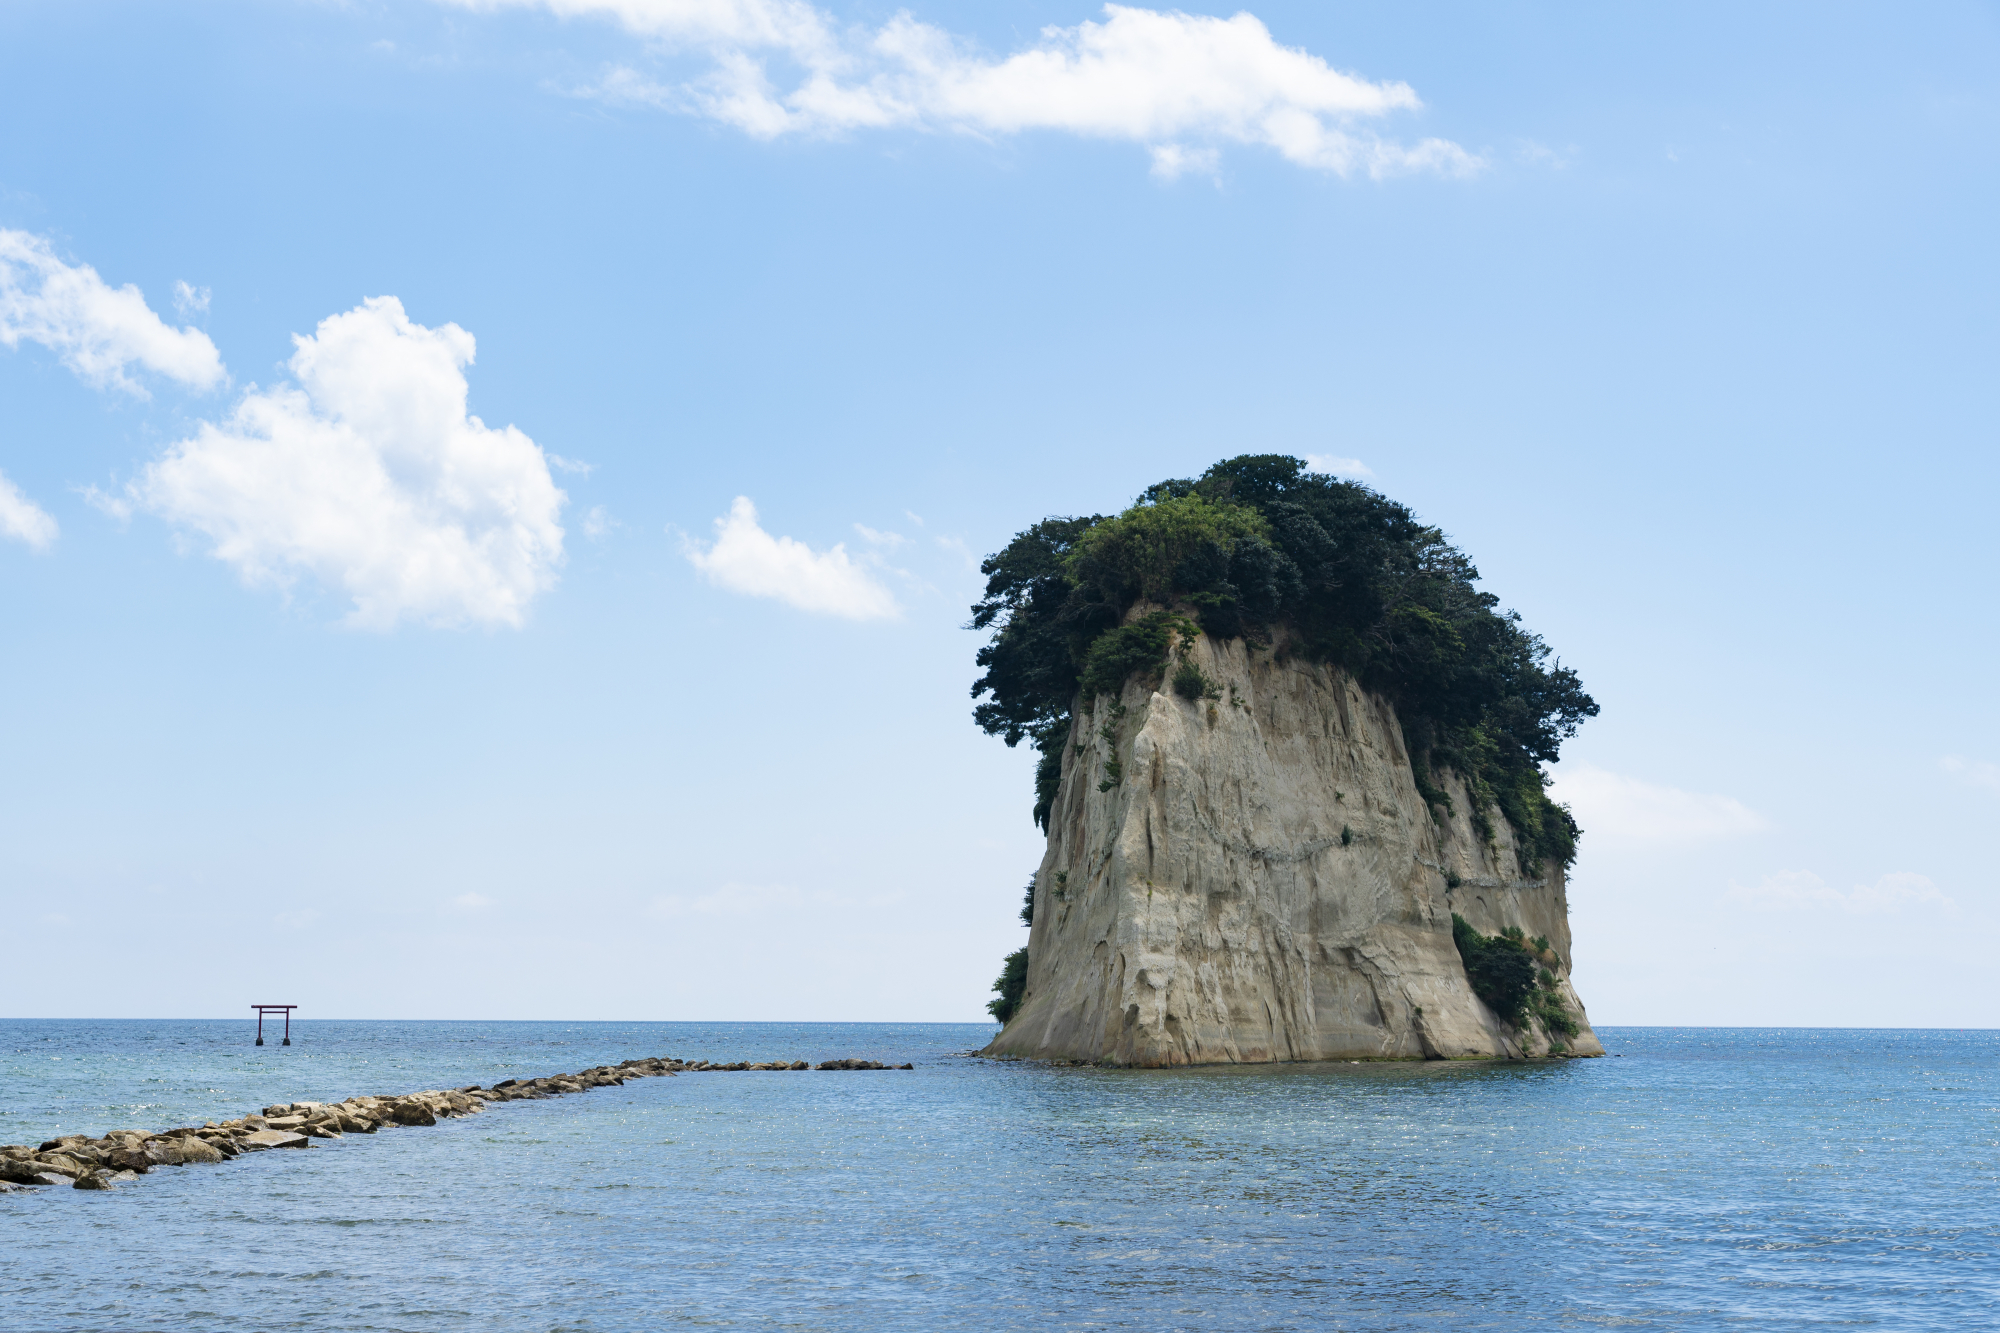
[1172,659,1221,701]
[988,947,1029,1024]
[1451,914,1539,1025]
[1449,915,1578,1043]
[971,455,1596,870]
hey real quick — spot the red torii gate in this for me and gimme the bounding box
[253,1005,296,1046]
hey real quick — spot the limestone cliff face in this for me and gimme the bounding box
[984,625,1603,1066]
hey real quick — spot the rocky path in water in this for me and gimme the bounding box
[0,1053,912,1193]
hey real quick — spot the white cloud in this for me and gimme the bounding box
[468,0,838,53]
[172,280,211,315]
[1150,143,1219,180]
[682,495,899,620]
[1730,870,1954,915]
[0,229,225,395]
[548,453,595,474]
[1941,755,2000,796]
[583,504,617,538]
[453,891,495,909]
[124,296,566,630]
[854,522,905,548]
[450,1,1477,177]
[1547,763,1766,842]
[935,533,980,572]
[1303,453,1374,479]
[0,469,58,550]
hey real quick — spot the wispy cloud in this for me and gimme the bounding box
[682,496,899,620]
[1303,453,1374,479]
[935,533,980,572]
[453,891,495,909]
[548,453,595,475]
[1729,870,1953,915]
[854,522,906,548]
[0,229,225,396]
[171,280,211,316]
[1547,763,1766,842]
[1150,143,1219,180]
[445,1,1479,179]
[0,470,58,551]
[1941,755,2000,796]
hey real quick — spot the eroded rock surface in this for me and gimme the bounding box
[986,630,1603,1066]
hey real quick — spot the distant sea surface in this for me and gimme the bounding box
[2,1021,1993,1331]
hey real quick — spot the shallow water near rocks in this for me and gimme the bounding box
[2,1022,1995,1331]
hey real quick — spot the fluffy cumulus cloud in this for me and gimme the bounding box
[683,496,899,620]
[124,297,566,629]
[1729,870,1954,915]
[441,0,1476,177]
[0,469,59,550]
[0,229,225,395]
[1547,763,1767,843]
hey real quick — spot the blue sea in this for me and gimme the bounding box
[2,1022,1993,1331]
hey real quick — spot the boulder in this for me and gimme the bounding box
[73,1170,112,1190]
[104,1148,153,1173]
[263,1115,308,1130]
[238,1130,309,1150]
[0,1158,61,1185]
[297,1123,341,1140]
[385,1102,436,1127]
[175,1136,226,1164]
[32,1154,86,1177]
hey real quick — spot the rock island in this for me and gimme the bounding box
[971,455,1604,1065]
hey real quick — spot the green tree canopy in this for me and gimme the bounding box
[970,455,1596,868]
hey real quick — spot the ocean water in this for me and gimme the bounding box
[1,1022,1994,1331]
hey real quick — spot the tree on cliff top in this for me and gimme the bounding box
[969,454,1597,869]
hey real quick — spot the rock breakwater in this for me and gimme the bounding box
[0,1052,913,1194]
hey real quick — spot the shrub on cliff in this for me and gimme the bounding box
[988,948,1029,1024]
[1451,914,1538,1025]
[971,454,1595,869]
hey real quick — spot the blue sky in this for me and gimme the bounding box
[2,0,1996,1025]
